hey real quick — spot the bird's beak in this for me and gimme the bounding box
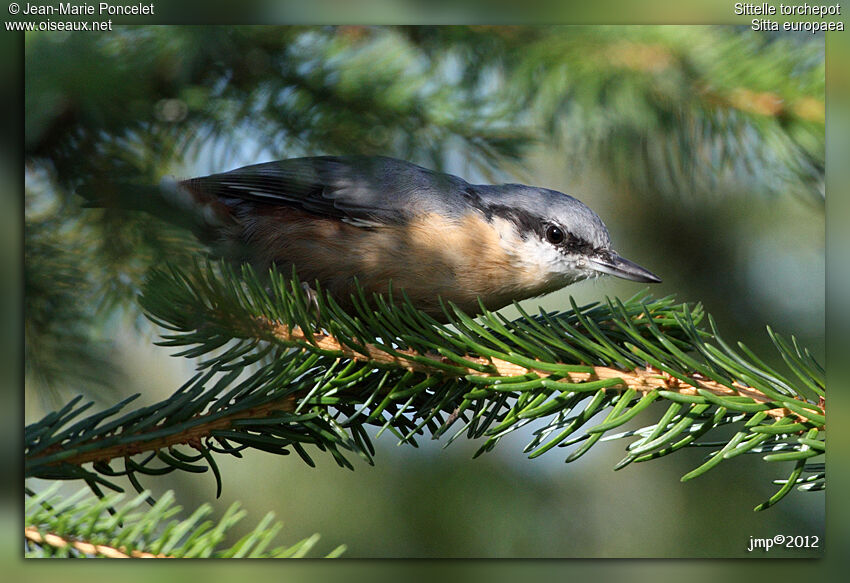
[587,253,662,283]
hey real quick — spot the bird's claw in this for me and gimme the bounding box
[301,281,322,324]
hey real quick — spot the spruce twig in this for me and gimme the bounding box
[25,262,825,511]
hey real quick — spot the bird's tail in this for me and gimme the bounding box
[76,177,235,246]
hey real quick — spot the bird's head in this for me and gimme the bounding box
[472,184,661,291]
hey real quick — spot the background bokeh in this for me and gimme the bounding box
[22,23,826,560]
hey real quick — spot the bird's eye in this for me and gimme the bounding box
[545,225,565,245]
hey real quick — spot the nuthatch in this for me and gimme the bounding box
[179,155,661,317]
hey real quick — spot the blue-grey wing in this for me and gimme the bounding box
[180,155,471,227]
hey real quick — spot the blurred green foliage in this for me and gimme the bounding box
[25,26,824,557]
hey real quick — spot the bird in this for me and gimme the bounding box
[170,155,661,318]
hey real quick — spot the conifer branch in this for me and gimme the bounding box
[25,485,344,558]
[27,302,819,470]
[30,395,298,468]
[25,262,825,511]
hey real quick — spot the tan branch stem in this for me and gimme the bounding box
[25,526,169,558]
[263,319,820,424]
